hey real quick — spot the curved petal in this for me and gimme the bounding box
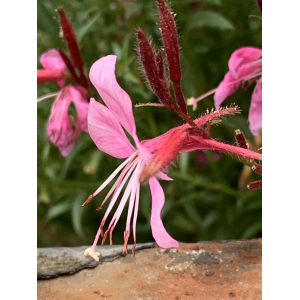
[40,49,66,88]
[249,80,262,136]
[70,86,89,133]
[214,72,240,109]
[228,47,262,78]
[149,177,179,248]
[47,88,75,156]
[88,98,136,158]
[89,55,137,139]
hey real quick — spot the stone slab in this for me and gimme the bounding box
[37,239,262,300]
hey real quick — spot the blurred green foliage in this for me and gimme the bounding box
[37,0,262,247]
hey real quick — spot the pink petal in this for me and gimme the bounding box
[47,89,75,156]
[88,98,136,158]
[149,177,179,248]
[89,55,137,139]
[228,47,262,78]
[40,49,66,88]
[69,86,89,133]
[249,80,262,136]
[214,72,240,109]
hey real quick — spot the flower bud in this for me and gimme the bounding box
[137,28,175,108]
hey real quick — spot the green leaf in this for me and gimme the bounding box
[46,201,72,222]
[202,0,222,5]
[179,152,190,173]
[186,11,235,31]
[242,220,262,238]
[37,1,60,39]
[72,192,86,237]
[111,42,122,58]
[77,13,100,44]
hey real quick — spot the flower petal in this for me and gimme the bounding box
[149,177,179,248]
[214,72,240,109]
[40,49,66,88]
[228,47,262,78]
[88,98,136,158]
[89,55,137,139]
[249,80,262,136]
[70,86,89,133]
[47,88,75,156]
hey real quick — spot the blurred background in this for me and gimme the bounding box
[37,0,262,248]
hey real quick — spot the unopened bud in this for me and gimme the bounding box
[156,0,187,113]
[247,180,262,189]
[58,7,84,72]
[157,0,181,83]
[137,28,174,108]
[140,129,188,182]
[234,129,249,149]
[251,164,262,175]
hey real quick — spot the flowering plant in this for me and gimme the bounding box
[37,0,262,254]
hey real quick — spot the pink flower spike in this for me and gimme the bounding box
[89,55,137,139]
[40,49,66,88]
[149,177,179,248]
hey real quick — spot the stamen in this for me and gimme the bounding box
[83,151,138,207]
[37,92,59,103]
[91,219,105,249]
[132,243,136,256]
[122,231,130,254]
[94,157,142,248]
[96,156,140,210]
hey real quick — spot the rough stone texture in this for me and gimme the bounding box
[37,238,262,300]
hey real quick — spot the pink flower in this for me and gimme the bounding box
[83,55,179,261]
[47,86,89,156]
[188,47,262,136]
[214,47,262,136]
[37,49,89,156]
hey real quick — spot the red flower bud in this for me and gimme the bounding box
[156,0,187,114]
[57,8,88,90]
[247,180,262,189]
[234,129,249,149]
[58,7,84,72]
[157,0,181,83]
[137,28,175,108]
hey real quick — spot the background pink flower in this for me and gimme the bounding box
[214,47,262,136]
